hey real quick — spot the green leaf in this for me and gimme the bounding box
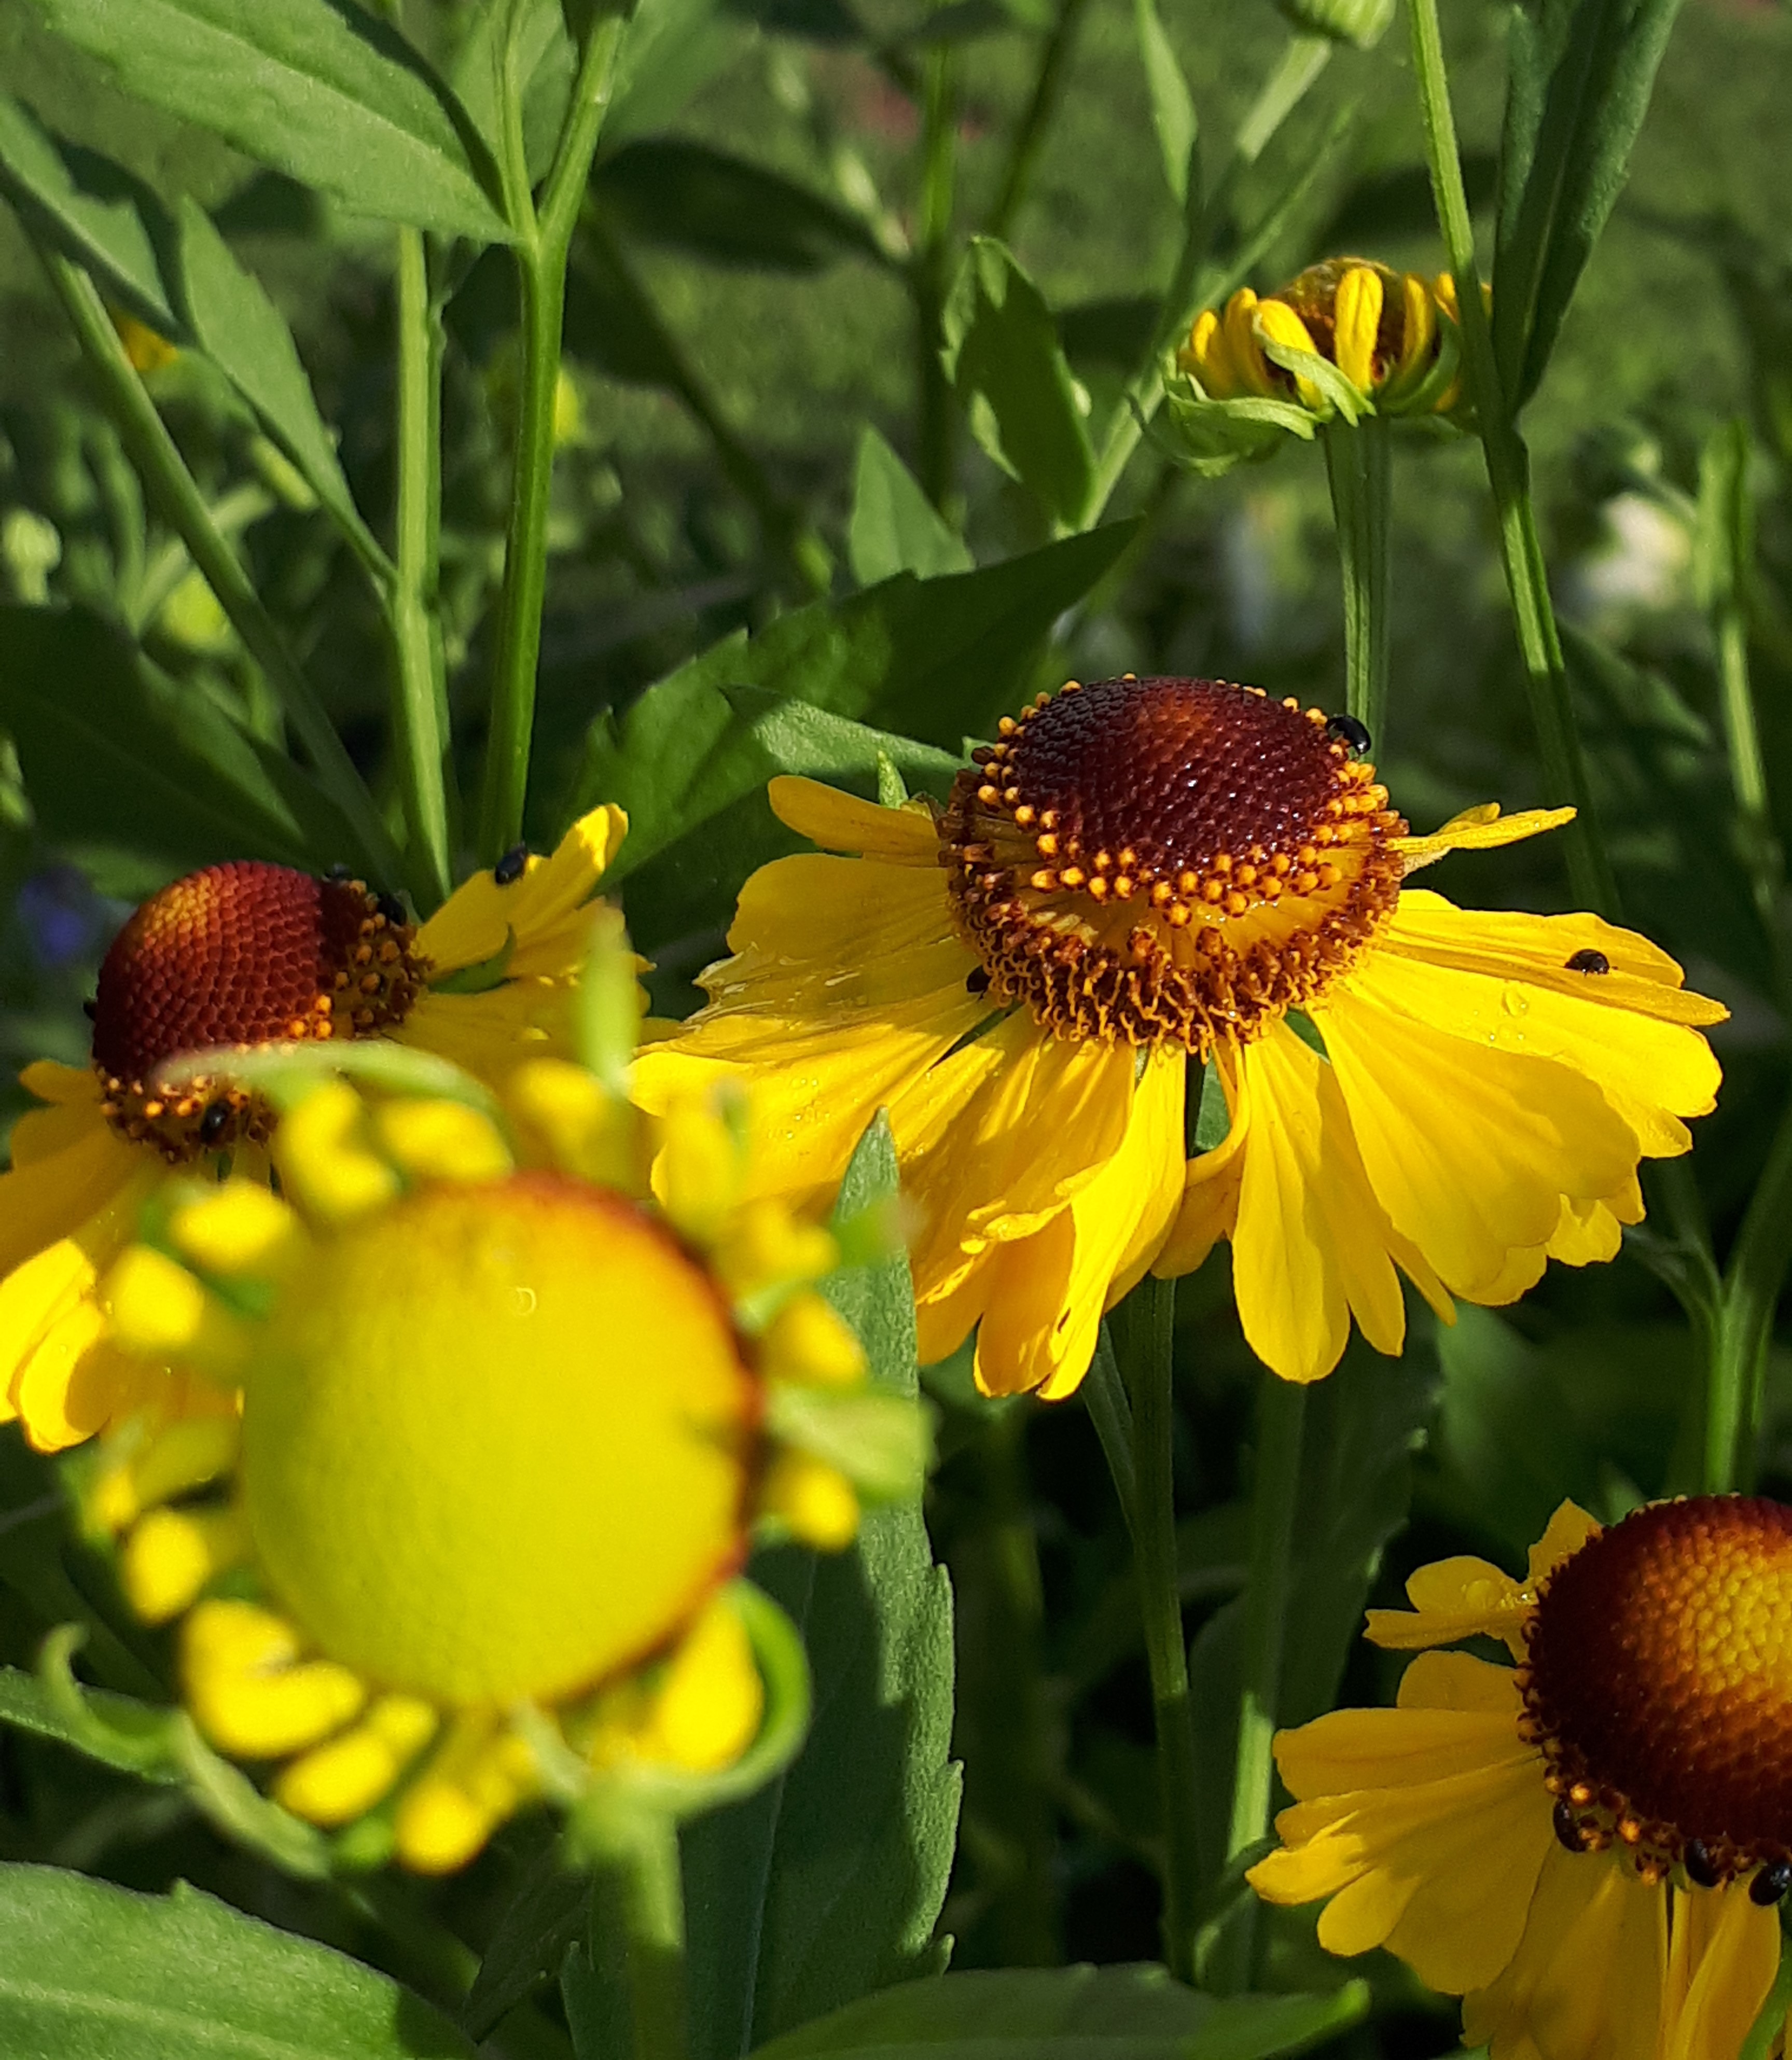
[25,0,510,243]
[461,1843,587,2041]
[594,140,885,273]
[0,1661,181,1785]
[171,199,367,551]
[580,684,961,888]
[849,428,974,586]
[747,1966,1369,2059]
[1425,1303,1603,1558]
[942,238,1094,528]
[0,1863,475,2057]
[452,0,576,186]
[0,604,362,894]
[683,1118,959,2060]
[1190,1338,1436,1886]
[0,93,183,337]
[1492,0,1688,411]
[1133,0,1197,206]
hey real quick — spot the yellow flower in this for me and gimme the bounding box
[0,809,623,1452]
[634,675,1724,1393]
[1179,259,1464,417]
[88,1063,889,1873]
[1249,1497,1791,2060]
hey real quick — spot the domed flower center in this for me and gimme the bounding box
[91,861,423,1161]
[1523,1496,1792,1892]
[243,1176,757,1707]
[940,676,1406,1049]
[1274,258,1406,384]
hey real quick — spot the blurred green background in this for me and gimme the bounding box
[2,0,1790,2049]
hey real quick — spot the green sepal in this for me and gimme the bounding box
[765,1386,933,1506]
[1159,386,1318,476]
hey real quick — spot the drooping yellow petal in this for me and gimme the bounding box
[1270,1654,1524,1804]
[1312,976,1639,1303]
[17,1060,101,1109]
[415,804,626,979]
[1396,272,1436,382]
[1659,1881,1781,2060]
[1462,1845,1666,2060]
[1254,298,1327,409]
[1183,308,1241,398]
[1360,924,1721,1157]
[1526,1500,1602,1586]
[1332,265,1384,393]
[1366,1556,1534,1660]
[1222,1021,1442,1383]
[768,775,940,865]
[1223,289,1275,396]
[0,1110,143,1282]
[1383,889,1726,1027]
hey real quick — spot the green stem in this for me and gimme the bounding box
[1322,415,1392,744]
[1707,1097,1792,1495]
[392,228,453,910]
[1714,592,1792,1015]
[1212,1374,1305,1994]
[35,244,402,885]
[1110,1276,1201,1984]
[913,47,960,512]
[478,9,631,863]
[588,1814,690,2060]
[1233,31,1331,166]
[1405,0,1614,918]
[984,0,1093,242]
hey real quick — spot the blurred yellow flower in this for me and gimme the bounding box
[1251,1497,1789,2060]
[91,1064,888,1872]
[0,808,623,1451]
[634,675,1724,1391]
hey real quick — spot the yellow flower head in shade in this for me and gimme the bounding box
[1169,260,1467,472]
[1249,1497,1792,2060]
[88,1064,896,1875]
[0,807,623,1454]
[634,674,1726,1395]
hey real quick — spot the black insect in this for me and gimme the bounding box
[82,998,96,1020]
[1565,948,1611,976]
[1325,713,1372,755]
[494,843,530,886]
[376,892,408,927]
[1683,1839,1722,1889]
[199,1102,232,1146]
[965,967,991,996]
[325,862,355,883]
[1752,1859,1792,1906]
[1552,1801,1585,1853]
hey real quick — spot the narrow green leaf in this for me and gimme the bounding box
[1133,0,1197,206]
[0,1661,181,1784]
[0,93,183,337]
[594,140,885,273]
[0,604,361,893]
[172,200,366,550]
[849,427,973,586]
[461,1844,587,2041]
[747,1966,1369,2059]
[942,238,1095,527]
[0,1863,475,2057]
[683,1118,959,2060]
[26,0,510,242]
[1492,0,1688,410]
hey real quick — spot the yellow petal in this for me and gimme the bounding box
[1156,1045,1249,1279]
[1312,974,1640,1303]
[1333,265,1385,393]
[1365,1555,1532,1659]
[416,805,626,978]
[1526,1500,1601,1586]
[1463,1845,1665,2060]
[1392,803,1575,873]
[1254,298,1326,409]
[1396,272,1436,381]
[769,776,940,865]
[0,1110,143,1281]
[1661,1882,1781,2060]
[1223,289,1275,396]
[18,1060,102,1109]
[1183,308,1238,397]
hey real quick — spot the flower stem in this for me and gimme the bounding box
[392,227,453,910]
[1322,415,1392,745]
[478,8,631,864]
[1211,1372,1305,1993]
[584,1813,690,2060]
[912,46,961,512]
[1405,0,1615,920]
[34,242,403,888]
[1710,1098,1792,1494]
[1105,1277,1202,1984]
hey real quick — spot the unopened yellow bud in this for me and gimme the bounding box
[122,1506,247,1624]
[183,1599,366,1758]
[645,1596,763,1773]
[273,1083,400,1224]
[761,1449,860,1551]
[168,1184,302,1279]
[371,1098,513,1185]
